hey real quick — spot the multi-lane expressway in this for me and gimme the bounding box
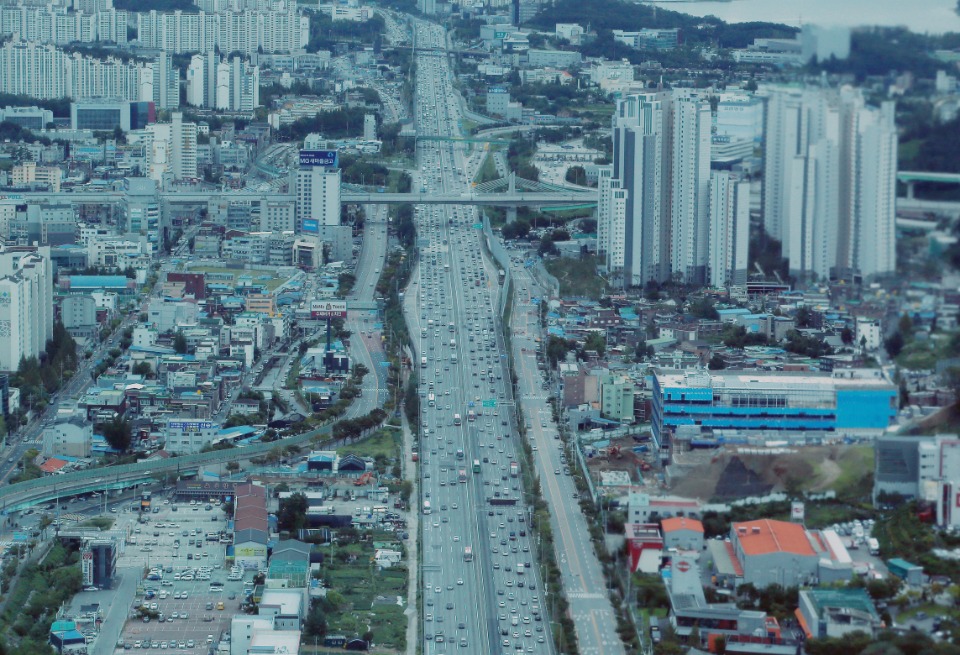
[406,20,554,655]
[507,256,626,655]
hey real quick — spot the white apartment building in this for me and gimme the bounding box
[0,246,54,373]
[762,86,897,280]
[708,171,750,288]
[136,8,308,55]
[186,54,205,107]
[132,113,198,182]
[597,164,627,276]
[0,40,178,108]
[608,91,672,287]
[0,6,129,46]
[294,166,341,227]
[712,93,764,164]
[670,95,713,284]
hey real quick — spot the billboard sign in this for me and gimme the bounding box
[302,218,319,234]
[310,300,347,319]
[167,420,215,432]
[82,550,94,586]
[299,149,338,168]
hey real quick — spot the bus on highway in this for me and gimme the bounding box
[428,393,435,407]
[421,357,427,369]
[423,500,431,515]
[458,469,467,483]
[463,546,473,562]
[453,413,462,426]
[467,410,476,422]
[472,459,481,473]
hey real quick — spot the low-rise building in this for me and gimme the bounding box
[796,588,882,639]
[661,517,704,551]
[42,422,93,458]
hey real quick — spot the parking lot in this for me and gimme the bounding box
[114,499,248,652]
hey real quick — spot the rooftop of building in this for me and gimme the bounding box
[662,517,704,534]
[656,368,894,391]
[802,588,879,619]
[732,519,816,557]
[67,275,131,288]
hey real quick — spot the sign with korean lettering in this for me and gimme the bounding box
[299,149,338,168]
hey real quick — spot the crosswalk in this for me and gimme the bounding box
[57,513,86,523]
[566,591,606,600]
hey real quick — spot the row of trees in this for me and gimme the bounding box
[331,407,388,443]
[11,321,78,417]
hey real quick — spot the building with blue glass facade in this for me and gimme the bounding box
[652,369,897,452]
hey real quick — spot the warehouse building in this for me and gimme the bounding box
[727,519,853,588]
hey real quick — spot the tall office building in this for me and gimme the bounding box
[0,246,54,373]
[294,165,341,227]
[708,171,750,288]
[762,86,897,280]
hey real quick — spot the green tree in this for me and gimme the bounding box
[132,361,153,378]
[100,416,132,451]
[584,333,606,358]
[303,601,327,637]
[173,332,188,354]
[708,354,726,370]
[885,331,905,358]
[565,165,587,186]
[841,327,854,345]
[277,492,309,532]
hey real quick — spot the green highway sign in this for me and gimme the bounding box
[472,223,483,229]
[482,399,497,408]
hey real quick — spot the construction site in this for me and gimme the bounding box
[580,434,875,503]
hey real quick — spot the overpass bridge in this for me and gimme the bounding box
[8,186,597,209]
[0,421,334,514]
[898,170,960,198]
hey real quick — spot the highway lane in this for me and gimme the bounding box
[344,206,390,418]
[410,20,553,655]
[506,256,626,655]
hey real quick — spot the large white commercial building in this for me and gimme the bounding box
[0,246,54,373]
[294,166,341,227]
[762,86,897,280]
[136,8,308,55]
